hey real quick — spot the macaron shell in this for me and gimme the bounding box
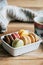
[28,33,36,42]
[14,33,20,39]
[18,30,29,37]
[8,35,14,42]
[28,34,35,43]
[15,40,24,48]
[11,34,16,39]
[35,35,39,42]
[26,36,31,44]
[12,39,24,48]
[18,29,24,35]
[11,33,20,39]
[12,38,20,47]
[4,35,11,44]
[28,32,39,42]
[21,36,28,45]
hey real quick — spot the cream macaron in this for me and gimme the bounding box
[21,36,31,45]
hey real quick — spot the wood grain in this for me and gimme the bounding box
[0,0,43,65]
[0,23,43,59]
[0,60,43,65]
[0,23,34,36]
[7,0,43,10]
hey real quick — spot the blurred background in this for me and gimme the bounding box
[0,0,43,34]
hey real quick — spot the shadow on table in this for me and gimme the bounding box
[0,43,12,57]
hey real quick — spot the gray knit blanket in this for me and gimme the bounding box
[0,6,43,33]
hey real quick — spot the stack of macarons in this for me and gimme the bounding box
[3,32,24,48]
[18,29,39,45]
[3,29,39,48]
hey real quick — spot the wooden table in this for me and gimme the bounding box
[0,23,43,65]
[7,0,43,10]
[0,0,43,65]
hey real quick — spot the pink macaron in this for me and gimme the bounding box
[11,33,20,39]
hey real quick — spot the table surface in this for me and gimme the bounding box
[0,0,43,65]
[0,23,43,65]
[7,0,43,10]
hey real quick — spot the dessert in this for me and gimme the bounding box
[21,36,31,45]
[3,29,40,48]
[8,35,14,45]
[26,36,32,44]
[3,35,11,45]
[11,33,20,39]
[12,38,24,48]
[21,36,28,45]
[28,34,35,43]
[18,29,29,37]
[8,35,14,41]
[28,32,39,42]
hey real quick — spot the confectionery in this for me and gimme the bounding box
[8,35,14,45]
[28,34,35,43]
[26,36,32,44]
[3,35,11,45]
[28,32,39,42]
[11,33,20,39]
[21,36,28,45]
[3,29,39,48]
[21,36,31,45]
[18,29,29,37]
[12,38,24,48]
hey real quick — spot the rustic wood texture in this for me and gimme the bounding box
[7,0,43,10]
[7,0,43,7]
[0,0,43,65]
[0,23,34,36]
[0,23,43,65]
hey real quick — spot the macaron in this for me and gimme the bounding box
[11,33,20,39]
[26,36,32,44]
[8,35,14,45]
[21,36,28,45]
[4,35,11,45]
[18,29,29,37]
[28,32,39,42]
[28,34,35,43]
[21,36,31,45]
[8,35,14,40]
[35,35,39,42]
[12,38,24,48]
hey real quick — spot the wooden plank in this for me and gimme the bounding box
[0,23,34,36]
[0,60,43,65]
[7,0,43,8]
